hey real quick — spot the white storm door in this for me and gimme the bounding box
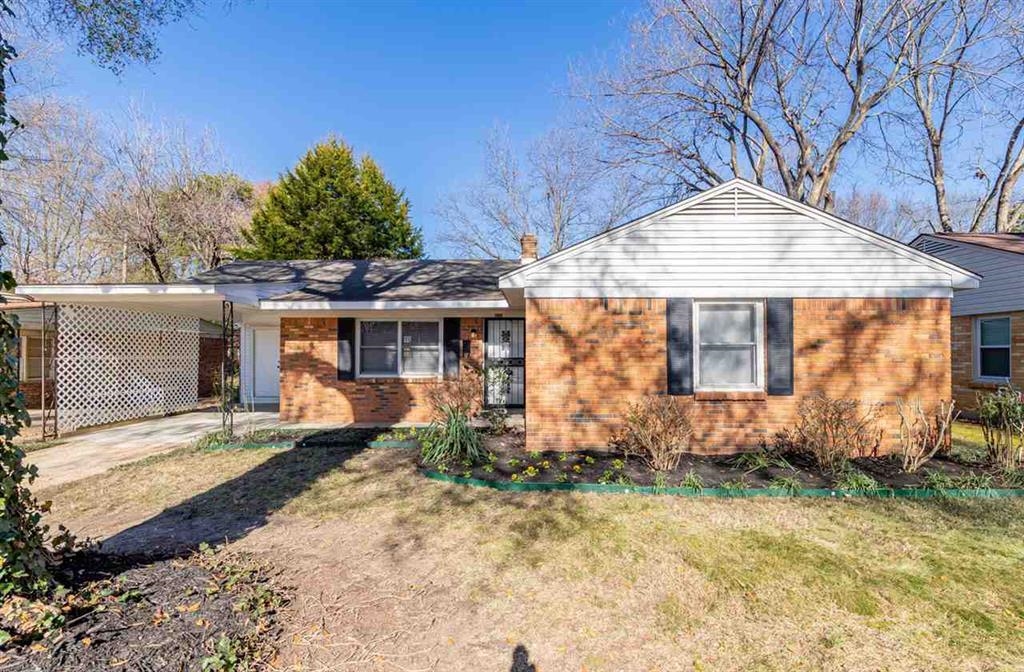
[252,328,280,400]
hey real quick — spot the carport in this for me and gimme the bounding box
[11,284,266,439]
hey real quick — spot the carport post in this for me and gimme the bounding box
[221,300,235,436]
[40,303,58,440]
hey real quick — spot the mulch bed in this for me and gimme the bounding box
[423,432,1014,490]
[0,549,287,672]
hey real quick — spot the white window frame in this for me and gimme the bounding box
[974,315,1012,383]
[19,330,44,382]
[355,319,443,379]
[693,300,765,392]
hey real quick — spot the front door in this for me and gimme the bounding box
[484,318,525,408]
[252,327,280,400]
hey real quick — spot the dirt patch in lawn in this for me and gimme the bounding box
[0,549,286,672]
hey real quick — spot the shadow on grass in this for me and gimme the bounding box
[101,429,381,555]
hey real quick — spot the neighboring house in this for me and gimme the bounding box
[17,179,978,451]
[910,232,1024,413]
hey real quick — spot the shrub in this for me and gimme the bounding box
[420,403,484,467]
[976,386,1024,471]
[425,363,482,420]
[768,475,802,495]
[787,393,882,473]
[679,469,704,491]
[834,469,880,491]
[613,395,694,472]
[895,398,958,473]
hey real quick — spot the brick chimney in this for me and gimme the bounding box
[520,233,538,264]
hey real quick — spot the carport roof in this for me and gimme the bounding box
[189,259,519,302]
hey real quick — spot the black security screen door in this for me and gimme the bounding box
[484,318,525,408]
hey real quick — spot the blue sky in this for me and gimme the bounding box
[55,0,640,257]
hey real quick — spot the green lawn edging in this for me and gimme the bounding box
[421,469,1024,499]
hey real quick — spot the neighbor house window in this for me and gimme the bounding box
[976,316,1011,380]
[20,331,44,381]
[358,320,441,377]
[694,301,764,390]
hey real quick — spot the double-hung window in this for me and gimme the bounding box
[976,316,1011,381]
[358,320,441,377]
[694,301,764,391]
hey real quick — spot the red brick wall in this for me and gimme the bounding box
[525,297,951,454]
[951,311,1024,413]
[279,317,486,424]
[20,379,42,408]
[198,336,224,398]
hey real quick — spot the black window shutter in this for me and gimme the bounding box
[766,298,794,395]
[666,298,693,395]
[337,318,355,380]
[443,317,461,379]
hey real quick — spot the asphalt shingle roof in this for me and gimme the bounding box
[188,259,519,302]
[934,232,1024,255]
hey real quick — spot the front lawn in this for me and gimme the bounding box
[32,428,1024,671]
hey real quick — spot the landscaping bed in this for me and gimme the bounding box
[421,426,1024,494]
[0,547,287,672]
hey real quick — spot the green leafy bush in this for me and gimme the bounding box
[834,469,880,491]
[976,386,1024,470]
[680,470,704,491]
[0,291,75,603]
[613,395,694,472]
[768,476,802,495]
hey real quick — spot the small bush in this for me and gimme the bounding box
[420,403,484,467]
[786,393,882,473]
[976,386,1024,470]
[834,469,880,491]
[768,475,802,495]
[613,395,694,472]
[679,469,704,491]
[425,364,482,420]
[731,447,791,474]
[895,398,958,473]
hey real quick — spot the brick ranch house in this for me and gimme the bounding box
[16,179,979,452]
[911,232,1024,414]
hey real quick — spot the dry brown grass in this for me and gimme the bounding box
[38,435,1024,672]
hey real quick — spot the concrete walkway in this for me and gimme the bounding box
[26,409,284,490]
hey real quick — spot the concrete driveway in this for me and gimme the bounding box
[25,408,286,489]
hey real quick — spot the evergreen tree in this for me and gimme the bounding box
[235,138,423,260]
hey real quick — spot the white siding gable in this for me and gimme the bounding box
[910,235,1024,316]
[501,180,977,299]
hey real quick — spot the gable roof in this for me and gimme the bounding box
[500,178,979,296]
[189,259,519,303]
[923,232,1024,256]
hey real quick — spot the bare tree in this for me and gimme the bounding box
[0,95,111,282]
[833,188,926,241]
[95,106,252,282]
[437,125,645,258]
[585,0,949,209]
[888,0,1024,231]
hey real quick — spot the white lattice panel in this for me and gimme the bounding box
[56,304,201,433]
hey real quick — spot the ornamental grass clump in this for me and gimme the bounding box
[420,403,485,467]
[977,386,1024,471]
[614,395,694,472]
